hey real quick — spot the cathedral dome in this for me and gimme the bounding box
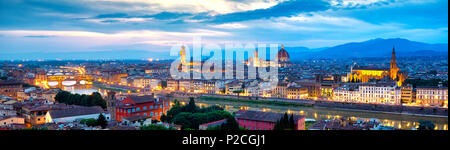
[277,45,290,62]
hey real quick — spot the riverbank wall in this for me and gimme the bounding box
[176,94,448,117]
[314,101,448,117]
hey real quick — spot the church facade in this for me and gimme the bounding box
[347,47,407,87]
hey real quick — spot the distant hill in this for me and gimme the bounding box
[0,38,447,60]
[286,38,448,60]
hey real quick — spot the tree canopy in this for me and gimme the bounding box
[160,98,235,130]
[55,91,107,109]
[274,113,296,130]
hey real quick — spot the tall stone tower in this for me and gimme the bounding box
[106,91,116,121]
[390,46,399,80]
[180,45,186,64]
[253,49,259,67]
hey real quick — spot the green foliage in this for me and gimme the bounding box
[172,110,232,130]
[80,118,98,127]
[22,83,38,88]
[186,97,198,113]
[161,99,183,122]
[220,117,240,130]
[161,97,232,130]
[305,121,316,130]
[274,113,296,130]
[79,114,108,128]
[97,113,108,129]
[140,124,176,130]
[418,120,435,130]
[55,91,107,109]
[161,80,168,88]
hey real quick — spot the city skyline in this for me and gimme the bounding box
[0,0,448,56]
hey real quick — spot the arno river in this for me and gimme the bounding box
[179,98,448,130]
[73,86,448,130]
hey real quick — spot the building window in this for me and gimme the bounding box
[144,113,147,116]
[143,106,147,110]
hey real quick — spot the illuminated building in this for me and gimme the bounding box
[191,80,217,94]
[295,81,321,98]
[247,44,290,68]
[286,86,308,99]
[358,83,401,105]
[226,80,244,95]
[416,86,448,107]
[131,77,161,89]
[333,86,360,103]
[272,82,288,98]
[0,116,25,127]
[180,45,186,64]
[347,47,407,87]
[15,104,54,126]
[115,95,170,121]
[277,45,290,68]
[400,85,414,104]
[0,81,22,99]
[166,79,179,91]
[178,79,192,92]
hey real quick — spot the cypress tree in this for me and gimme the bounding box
[97,113,108,129]
[289,114,295,130]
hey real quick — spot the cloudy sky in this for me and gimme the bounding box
[0,0,448,54]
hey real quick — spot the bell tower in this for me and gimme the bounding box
[390,46,399,80]
[180,45,186,64]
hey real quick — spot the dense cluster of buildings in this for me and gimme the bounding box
[0,44,448,130]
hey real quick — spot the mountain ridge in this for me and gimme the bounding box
[0,38,447,60]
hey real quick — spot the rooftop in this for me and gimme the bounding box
[50,105,105,119]
[235,110,304,123]
[123,115,151,122]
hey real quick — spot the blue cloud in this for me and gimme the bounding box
[24,35,56,38]
[0,0,447,55]
[333,0,448,29]
[143,12,193,20]
[203,0,330,23]
[95,13,130,19]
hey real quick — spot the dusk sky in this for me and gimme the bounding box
[0,0,448,54]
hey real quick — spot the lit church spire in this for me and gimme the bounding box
[390,46,399,80]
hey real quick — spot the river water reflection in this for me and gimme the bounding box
[184,99,448,130]
[70,87,448,130]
